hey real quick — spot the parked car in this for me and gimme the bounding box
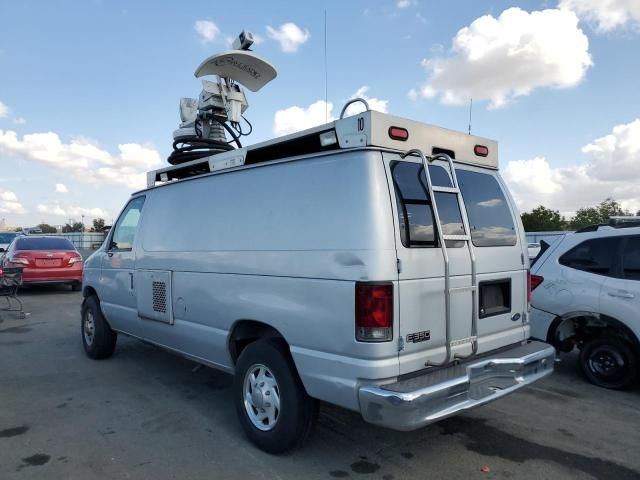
[530,225,640,389]
[0,232,21,252]
[81,109,554,453]
[2,236,83,290]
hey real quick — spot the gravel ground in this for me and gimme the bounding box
[1,285,639,480]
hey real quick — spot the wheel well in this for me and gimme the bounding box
[548,313,640,354]
[228,320,287,365]
[82,286,97,299]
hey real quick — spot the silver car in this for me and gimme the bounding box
[81,110,554,453]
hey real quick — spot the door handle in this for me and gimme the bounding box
[107,252,114,257]
[129,272,134,290]
[607,291,635,299]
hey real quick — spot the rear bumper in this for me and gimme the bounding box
[21,267,82,284]
[358,340,554,431]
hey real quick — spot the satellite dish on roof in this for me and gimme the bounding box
[194,51,277,92]
[167,30,278,165]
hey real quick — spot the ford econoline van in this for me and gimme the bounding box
[81,108,554,453]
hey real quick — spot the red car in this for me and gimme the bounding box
[3,236,83,290]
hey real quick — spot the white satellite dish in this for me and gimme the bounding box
[194,51,277,92]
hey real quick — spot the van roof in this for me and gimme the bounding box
[147,110,498,188]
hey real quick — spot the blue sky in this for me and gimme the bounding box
[1,0,639,227]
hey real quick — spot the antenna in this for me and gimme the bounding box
[324,10,328,123]
[468,98,473,135]
[168,30,278,165]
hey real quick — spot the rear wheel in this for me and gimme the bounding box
[233,339,317,453]
[579,336,637,389]
[81,295,117,359]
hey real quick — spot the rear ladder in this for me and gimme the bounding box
[400,149,478,366]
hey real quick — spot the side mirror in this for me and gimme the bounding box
[0,248,5,253]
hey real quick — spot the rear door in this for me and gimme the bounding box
[386,154,526,374]
[601,235,640,340]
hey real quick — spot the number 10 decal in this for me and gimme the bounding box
[357,117,364,132]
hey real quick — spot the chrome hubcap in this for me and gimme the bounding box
[243,364,280,431]
[83,311,95,346]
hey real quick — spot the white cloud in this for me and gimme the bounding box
[12,117,26,125]
[36,202,108,219]
[397,0,417,8]
[344,86,389,116]
[273,100,334,136]
[0,101,9,118]
[0,190,26,214]
[266,23,310,53]
[0,130,162,190]
[560,0,640,32]
[417,8,592,109]
[504,118,640,215]
[194,20,220,44]
[55,183,68,193]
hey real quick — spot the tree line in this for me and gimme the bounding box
[520,198,640,232]
[16,218,106,234]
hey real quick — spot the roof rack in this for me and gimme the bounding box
[147,104,499,188]
[574,216,640,233]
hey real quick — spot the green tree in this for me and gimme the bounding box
[62,222,84,233]
[520,206,567,232]
[570,198,626,230]
[92,218,105,232]
[37,223,58,234]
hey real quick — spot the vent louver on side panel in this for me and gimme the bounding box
[152,281,167,313]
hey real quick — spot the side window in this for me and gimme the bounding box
[456,170,517,247]
[622,236,640,280]
[559,238,617,276]
[391,161,464,248]
[110,196,145,251]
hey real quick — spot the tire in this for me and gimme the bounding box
[579,335,637,389]
[233,339,317,454]
[71,282,81,292]
[81,295,117,359]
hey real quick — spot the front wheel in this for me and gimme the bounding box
[579,336,637,389]
[233,339,317,454]
[81,295,117,359]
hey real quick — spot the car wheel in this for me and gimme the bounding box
[81,295,117,359]
[233,339,317,454]
[579,336,637,389]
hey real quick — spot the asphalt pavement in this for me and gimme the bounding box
[1,286,639,479]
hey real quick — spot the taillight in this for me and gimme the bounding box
[355,282,393,342]
[8,257,29,265]
[527,271,544,304]
[69,255,83,264]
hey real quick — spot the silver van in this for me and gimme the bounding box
[81,108,554,453]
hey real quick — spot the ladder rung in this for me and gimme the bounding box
[432,186,460,194]
[443,234,470,241]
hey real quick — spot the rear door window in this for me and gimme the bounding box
[391,161,464,248]
[622,236,640,280]
[559,237,618,276]
[456,170,517,247]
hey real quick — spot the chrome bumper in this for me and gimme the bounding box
[358,341,555,431]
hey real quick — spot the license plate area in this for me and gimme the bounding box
[36,258,62,267]
[479,279,511,319]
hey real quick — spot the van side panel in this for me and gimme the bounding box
[133,151,399,411]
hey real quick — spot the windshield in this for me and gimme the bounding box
[14,237,76,251]
[0,233,18,244]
